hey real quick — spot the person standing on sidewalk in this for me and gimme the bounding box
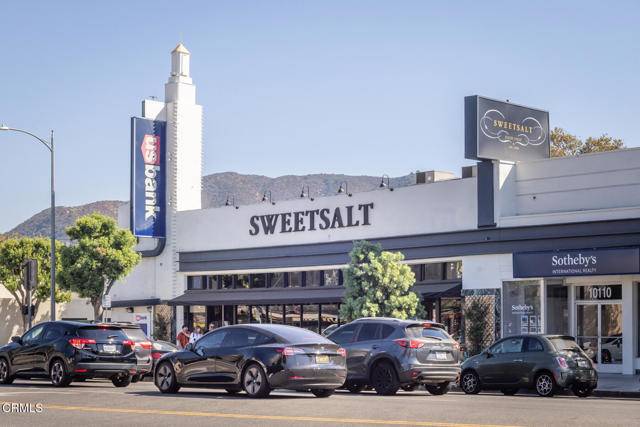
[177,325,191,349]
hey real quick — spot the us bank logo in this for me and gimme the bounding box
[479,109,546,147]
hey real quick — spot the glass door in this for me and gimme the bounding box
[576,302,622,365]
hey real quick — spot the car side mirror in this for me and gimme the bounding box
[11,336,21,344]
[485,350,493,358]
[185,342,194,352]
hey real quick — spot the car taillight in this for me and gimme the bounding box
[395,339,425,349]
[337,348,346,357]
[556,356,568,368]
[278,347,306,356]
[69,338,96,350]
[122,340,135,348]
[139,341,152,349]
[423,323,432,327]
[454,342,460,351]
[152,352,163,359]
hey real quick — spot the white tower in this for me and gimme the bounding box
[112,44,203,324]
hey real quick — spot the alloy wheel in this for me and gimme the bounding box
[0,360,7,382]
[244,366,262,395]
[536,374,554,396]
[51,361,64,385]
[157,364,173,391]
[461,372,479,394]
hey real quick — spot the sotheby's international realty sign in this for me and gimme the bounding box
[513,247,640,278]
[465,95,550,162]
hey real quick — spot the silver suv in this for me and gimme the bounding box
[106,323,153,382]
[327,318,461,395]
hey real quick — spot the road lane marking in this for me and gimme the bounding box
[0,401,524,427]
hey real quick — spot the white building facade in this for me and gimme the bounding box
[110,45,640,375]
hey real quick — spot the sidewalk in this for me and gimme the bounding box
[593,373,640,398]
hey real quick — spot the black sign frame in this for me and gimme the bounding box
[465,95,550,162]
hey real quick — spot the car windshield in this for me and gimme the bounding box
[78,327,127,341]
[269,325,331,344]
[121,328,148,341]
[550,337,581,352]
[405,326,450,340]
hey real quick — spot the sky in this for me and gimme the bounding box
[1,1,639,232]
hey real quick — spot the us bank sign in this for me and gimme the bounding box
[465,95,550,162]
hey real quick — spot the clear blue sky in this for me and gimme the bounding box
[1,1,639,232]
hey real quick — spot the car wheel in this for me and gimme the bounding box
[572,384,593,398]
[111,374,132,388]
[155,362,180,393]
[535,372,556,397]
[50,359,72,387]
[131,374,141,383]
[501,388,519,396]
[242,364,271,398]
[346,383,365,393]
[311,389,335,398]
[401,384,419,392]
[460,371,481,394]
[371,361,399,396]
[425,382,450,395]
[0,358,14,385]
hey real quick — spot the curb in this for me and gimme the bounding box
[593,390,640,398]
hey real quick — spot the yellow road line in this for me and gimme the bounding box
[0,401,524,427]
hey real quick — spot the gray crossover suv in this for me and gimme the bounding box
[327,318,461,395]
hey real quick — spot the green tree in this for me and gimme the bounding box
[339,240,425,322]
[0,237,71,332]
[464,300,490,356]
[58,214,141,321]
[551,127,624,157]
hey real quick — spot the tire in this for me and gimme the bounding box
[572,384,592,398]
[460,371,481,394]
[426,382,450,395]
[242,363,271,398]
[370,361,399,396]
[0,358,14,385]
[501,388,519,396]
[49,359,72,387]
[535,372,556,397]
[155,362,180,393]
[346,383,365,393]
[131,374,141,383]
[111,375,132,388]
[401,384,419,392]
[311,389,335,398]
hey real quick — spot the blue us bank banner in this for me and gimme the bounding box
[513,247,640,278]
[131,117,166,238]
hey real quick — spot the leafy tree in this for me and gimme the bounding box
[551,127,624,157]
[339,240,426,322]
[58,214,141,321]
[153,311,170,341]
[0,237,71,332]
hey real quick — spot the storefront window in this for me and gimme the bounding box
[424,263,444,280]
[320,304,339,333]
[545,282,568,335]
[190,305,206,330]
[410,265,422,282]
[220,275,233,289]
[302,304,319,332]
[250,274,267,288]
[306,271,322,287]
[440,298,462,341]
[502,280,541,337]
[223,305,234,326]
[187,276,204,290]
[288,272,302,288]
[236,305,250,324]
[285,305,301,326]
[236,274,249,289]
[269,305,284,324]
[207,275,219,289]
[324,270,340,286]
[445,262,462,280]
[269,273,285,288]
[251,305,268,323]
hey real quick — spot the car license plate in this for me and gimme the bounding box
[316,355,329,364]
[103,344,116,353]
[436,352,447,360]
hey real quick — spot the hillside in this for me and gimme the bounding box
[5,172,417,238]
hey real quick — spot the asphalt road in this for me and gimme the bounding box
[0,379,637,427]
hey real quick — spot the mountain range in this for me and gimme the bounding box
[4,172,417,238]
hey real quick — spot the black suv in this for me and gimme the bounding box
[327,318,461,395]
[0,321,138,387]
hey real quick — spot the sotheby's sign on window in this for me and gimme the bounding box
[513,248,640,278]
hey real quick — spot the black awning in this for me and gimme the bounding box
[168,287,345,306]
[110,298,162,308]
[168,281,461,307]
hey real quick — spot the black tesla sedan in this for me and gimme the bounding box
[460,335,597,397]
[154,324,347,398]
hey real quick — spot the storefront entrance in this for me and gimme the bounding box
[576,285,623,371]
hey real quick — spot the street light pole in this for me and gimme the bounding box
[0,124,57,321]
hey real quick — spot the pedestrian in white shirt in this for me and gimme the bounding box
[189,326,203,343]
